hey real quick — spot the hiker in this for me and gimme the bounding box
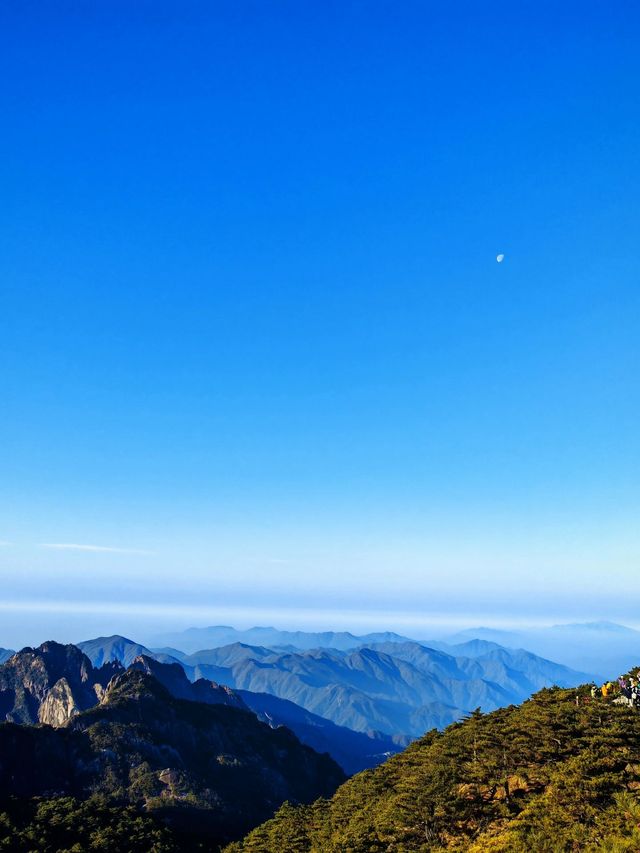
[602,683,609,698]
[590,684,598,700]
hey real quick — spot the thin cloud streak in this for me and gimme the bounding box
[40,543,151,555]
[0,598,610,631]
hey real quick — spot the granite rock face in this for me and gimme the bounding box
[0,642,121,725]
[38,677,82,726]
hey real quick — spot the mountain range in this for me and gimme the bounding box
[148,620,640,679]
[78,633,591,740]
[0,628,624,851]
[130,652,399,774]
[0,648,344,848]
[151,625,412,654]
[2,641,397,776]
[441,620,640,679]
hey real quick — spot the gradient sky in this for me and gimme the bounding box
[1,2,639,647]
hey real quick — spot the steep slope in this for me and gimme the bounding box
[131,655,400,774]
[0,668,345,847]
[227,684,640,852]
[0,642,121,725]
[237,690,400,775]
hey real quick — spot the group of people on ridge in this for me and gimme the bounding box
[588,674,640,707]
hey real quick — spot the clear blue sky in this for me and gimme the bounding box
[1,2,639,646]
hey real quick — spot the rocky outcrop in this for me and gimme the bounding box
[0,642,251,729]
[38,677,82,726]
[0,668,346,848]
[0,642,122,725]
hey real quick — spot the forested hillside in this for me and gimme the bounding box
[227,685,640,851]
[0,668,344,850]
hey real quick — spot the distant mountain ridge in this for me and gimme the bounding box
[151,625,412,654]
[3,631,593,758]
[551,620,639,634]
[443,620,640,678]
[76,632,591,739]
[77,634,185,668]
[134,638,590,739]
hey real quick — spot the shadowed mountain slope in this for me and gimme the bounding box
[237,689,400,775]
[129,655,401,774]
[0,668,345,847]
[129,654,247,709]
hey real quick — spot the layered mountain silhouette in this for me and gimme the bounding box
[158,640,590,738]
[129,653,399,774]
[0,633,610,850]
[0,648,14,664]
[442,620,640,678]
[152,625,412,654]
[0,642,398,775]
[0,664,344,847]
[78,633,591,739]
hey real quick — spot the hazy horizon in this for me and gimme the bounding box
[2,597,640,653]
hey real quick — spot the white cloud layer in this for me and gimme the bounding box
[40,543,149,555]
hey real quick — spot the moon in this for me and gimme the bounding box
[496,253,505,263]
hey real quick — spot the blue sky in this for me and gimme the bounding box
[1,2,639,646]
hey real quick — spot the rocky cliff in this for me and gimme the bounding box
[0,642,121,725]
